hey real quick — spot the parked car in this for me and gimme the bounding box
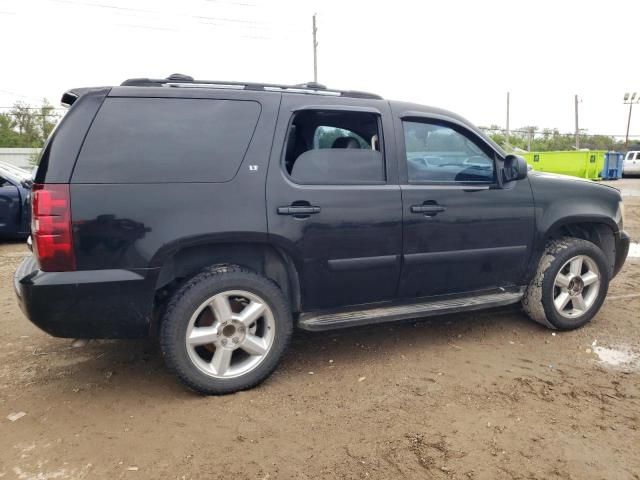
[0,161,32,239]
[14,74,630,394]
[623,151,640,176]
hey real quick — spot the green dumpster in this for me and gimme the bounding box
[519,151,606,180]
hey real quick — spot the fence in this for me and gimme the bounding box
[0,148,40,170]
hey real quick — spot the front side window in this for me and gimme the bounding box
[284,110,385,185]
[403,121,495,183]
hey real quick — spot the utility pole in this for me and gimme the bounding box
[506,92,510,150]
[312,14,318,83]
[574,94,580,150]
[624,92,639,150]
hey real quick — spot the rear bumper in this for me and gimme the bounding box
[14,255,158,338]
[613,230,630,278]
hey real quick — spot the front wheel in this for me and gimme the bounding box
[160,266,292,395]
[523,237,610,330]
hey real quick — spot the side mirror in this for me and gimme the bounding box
[502,155,528,183]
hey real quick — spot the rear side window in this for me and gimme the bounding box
[284,109,385,185]
[73,98,260,183]
[313,126,369,149]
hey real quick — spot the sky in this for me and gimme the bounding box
[1,0,639,138]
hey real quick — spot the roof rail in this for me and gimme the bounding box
[120,74,382,100]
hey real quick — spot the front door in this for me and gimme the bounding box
[395,115,535,298]
[266,96,402,311]
[0,177,20,235]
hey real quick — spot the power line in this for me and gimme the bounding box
[0,88,47,101]
[0,115,61,119]
[0,106,65,110]
[116,23,180,32]
[45,0,304,32]
[48,0,162,15]
[203,0,259,7]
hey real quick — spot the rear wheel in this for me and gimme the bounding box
[160,266,292,394]
[523,237,610,330]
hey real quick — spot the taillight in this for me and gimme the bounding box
[31,183,76,272]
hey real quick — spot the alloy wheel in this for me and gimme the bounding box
[552,255,601,319]
[185,290,276,379]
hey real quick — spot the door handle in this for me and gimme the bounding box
[277,206,321,215]
[410,204,446,216]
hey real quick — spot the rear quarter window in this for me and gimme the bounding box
[72,97,260,183]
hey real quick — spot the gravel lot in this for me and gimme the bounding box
[1,179,639,480]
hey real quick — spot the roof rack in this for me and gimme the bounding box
[120,73,382,100]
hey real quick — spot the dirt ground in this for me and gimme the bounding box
[1,179,639,480]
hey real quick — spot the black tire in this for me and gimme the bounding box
[522,237,610,330]
[160,265,292,395]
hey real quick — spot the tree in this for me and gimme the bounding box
[36,99,59,140]
[0,100,60,148]
[0,113,22,147]
[481,125,626,152]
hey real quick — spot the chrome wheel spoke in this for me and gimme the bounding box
[581,271,599,286]
[555,273,571,288]
[569,257,583,276]
[241,334,267,356]
[211,347,233,375]
[210,295,232,323]
[186,289,276,379]
[572,294,587,312]
[554,291,571,311]
[553,255,601,319]
[234,301,266,327]
[187,326,219,346]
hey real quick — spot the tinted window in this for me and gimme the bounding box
[73,98,260,183]
[403,121,495,183]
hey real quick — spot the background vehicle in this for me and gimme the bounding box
[623,151,640,176]
[14,75,630,394]
[0,161,31,239]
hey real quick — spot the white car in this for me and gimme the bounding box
[623,151,640,176]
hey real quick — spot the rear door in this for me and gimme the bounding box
[395,112,535,298]
[266,96,402,311]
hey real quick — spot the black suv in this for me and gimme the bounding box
[14,74,630,394]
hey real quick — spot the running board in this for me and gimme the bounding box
[298,290,523,331]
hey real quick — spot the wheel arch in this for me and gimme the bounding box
[153,240,302,319]
[541,217,617,277]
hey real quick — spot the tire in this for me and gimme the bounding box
[522,237,610,330]
[160,265,292,395]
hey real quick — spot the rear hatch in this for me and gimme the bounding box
[31,87,110,271]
